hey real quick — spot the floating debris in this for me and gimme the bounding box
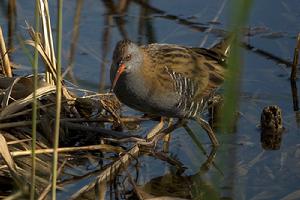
[260,105,284,150]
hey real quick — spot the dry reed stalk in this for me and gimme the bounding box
[7,138,32,145]
[1,77,22,107]
[0,102,56,121]
[26,26,76,103]
[0,85,56,119]
[0,135,27,193]
[38,0,56,84]
[0,27,13,77]
[10,144,124,157]
[25,35,56,79]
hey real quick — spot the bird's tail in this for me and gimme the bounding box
[210,34,235,57]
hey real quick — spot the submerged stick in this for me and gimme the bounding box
[61,121,142,139]
[0,120,39,129]
[70,145,140,200]
[38,159,67,200]
[63,0,83,83]
[243,43,293,67]
[291,80,299,111]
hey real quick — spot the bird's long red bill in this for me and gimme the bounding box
[111,63,126,92]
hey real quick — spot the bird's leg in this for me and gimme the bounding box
[163,118,174,152]
[207,94,224,130]
[194,116,219,146]
[199,146,217,172]
[141,118,185,149]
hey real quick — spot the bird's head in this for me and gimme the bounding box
[110,39,143,92]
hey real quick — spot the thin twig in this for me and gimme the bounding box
[200,0,228,47]
[7,138,32,145]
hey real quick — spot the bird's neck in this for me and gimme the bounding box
[123,63,150,99]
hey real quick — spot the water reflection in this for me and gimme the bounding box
[261,130,283,150]
[130,147,224,199]
[65,0,83,84]
[99,2,113,92]
[7,0,16,52]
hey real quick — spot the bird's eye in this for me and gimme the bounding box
[125,54,131,60]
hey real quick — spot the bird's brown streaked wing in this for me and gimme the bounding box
[191,48,226,97]
[142,44,226,101]
[145,45,202,90]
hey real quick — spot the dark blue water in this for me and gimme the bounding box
[1,0,300,199]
